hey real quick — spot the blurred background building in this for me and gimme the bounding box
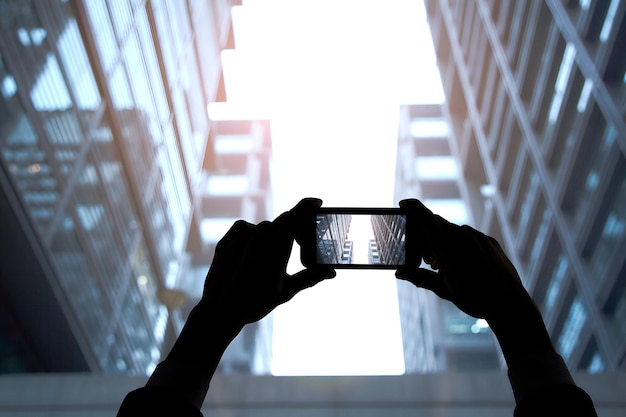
[395,103,500,373]
[0,0,274,376]
[421,0,626,373]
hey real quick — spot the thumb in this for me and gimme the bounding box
[396,267,451,301]
[278,267,336,304]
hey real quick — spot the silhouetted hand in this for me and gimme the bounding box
[395,198,530,322]
[200,197,336,328]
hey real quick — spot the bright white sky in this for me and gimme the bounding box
[214,0,444,375]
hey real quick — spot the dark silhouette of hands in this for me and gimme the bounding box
[118,197,598,417]
[396,198,530,322]
[200,197,336,328]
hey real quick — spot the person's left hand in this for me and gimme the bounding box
[200,198,336,328]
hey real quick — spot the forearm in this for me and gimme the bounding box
[486,294,575,403]
[146,302,242,409]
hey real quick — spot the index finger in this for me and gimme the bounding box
[269,197,323,246]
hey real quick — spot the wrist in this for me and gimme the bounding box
[506,350,575,404]
[486,293,556,363]
[165,302,243,377]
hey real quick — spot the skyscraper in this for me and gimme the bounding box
[421,0,626,372]
[315,213,352,264]
[0,0,274,375]
[370,213,406,265]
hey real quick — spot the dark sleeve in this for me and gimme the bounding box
[116,386,203,417]
[514,384,598,417]
[508,351,598,417]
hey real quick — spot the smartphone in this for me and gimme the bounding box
[300,207,415,269]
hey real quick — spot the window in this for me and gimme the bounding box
[1,113,61,235]
[602,260,626,339]
[415,156,458,180]
[109,0,133,40]
[547,65,585,172]
[84,0,118,71]
[49,215,110,359]
[1,75,17,99]
[584,156,626,278]
[558,297,587,360]
[57,19,101,110]
[548,44,575,125]
[201,218,238,242]
[599,0,620,42]
[578,337,604,373]
[30,54,72,111]
[422,199,468,224]
[136,9,170,124]
[545,255,569,313]
[207,175,249,196]
[215,134,255,154]
[410,118,449,138]
[561,105,609,213]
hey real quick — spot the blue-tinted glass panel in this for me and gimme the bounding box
[189,0,221,98]
[171,89,198,179]
[530,208,551,263]
[558,296,587,360]
[109,0,133,40]
[124,30,160,140]
[151,0,176,81]
[84,0,118,72]
[157,145,187,254]
[592,157,626,275]
[30,53,72,111]
[109,65,133,110]
[135,9,170,124]
[40,110,84,178]
[544,255,569,313]
[118,284,159,374]
[143,181,176,274]
[56,18,101,111]
[165,0,191,52]
[571,122,615,229]
[73,162,128,301]
[1,110,61,234]
[548,44,575,124]
[602,260,626,340]
[49,215,110,359]
[91,115,140,249]
[163,123,191,220]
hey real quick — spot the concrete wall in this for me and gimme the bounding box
[0,372,624,416]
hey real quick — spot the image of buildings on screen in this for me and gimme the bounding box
[316,214,353,264]
[370,215,406,265]
[315,214,406,265]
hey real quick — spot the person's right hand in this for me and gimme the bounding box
[395,198,531,322]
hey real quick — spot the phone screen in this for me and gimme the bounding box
[315,212,406,266]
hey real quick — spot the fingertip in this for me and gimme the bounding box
[399,198,417,209]
[297,197,322,209]
[310,266,336,280]
[323,267,337,279]
[395,267,410,279]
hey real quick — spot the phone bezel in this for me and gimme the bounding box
[300,207,415,269]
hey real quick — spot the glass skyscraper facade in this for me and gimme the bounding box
[370,214,406,265]
[315,213,352,264]
[421,0,625,372]
[0,0,278,375]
